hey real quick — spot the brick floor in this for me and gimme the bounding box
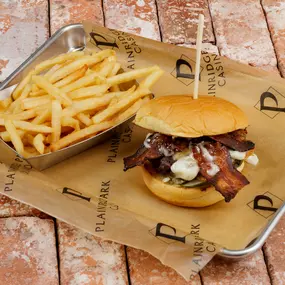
[0,0,49,81]
[104,0,161,40]
[57,221,128,285]
[200,250,271,285]
[0,195,50,218]
[157,0,214,44]
[0,217,58,285]
[50,0,104,34]
[208,0,277,69]
[262,0,285,77]
[127,247,202,285]
[263,216,285,285]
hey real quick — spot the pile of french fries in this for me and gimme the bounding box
[0,49,163,158]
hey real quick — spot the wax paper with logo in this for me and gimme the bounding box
[0,21,284,281]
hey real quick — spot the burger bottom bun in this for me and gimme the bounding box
[141,162,244,208]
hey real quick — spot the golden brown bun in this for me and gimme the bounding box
[141,162,245,208]
[134,95,248,137]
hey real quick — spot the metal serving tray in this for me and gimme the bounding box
[0,23,133,170]
[1,23,284,259]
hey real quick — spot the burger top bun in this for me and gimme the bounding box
[134,95,248,138]
[141,162,245,208]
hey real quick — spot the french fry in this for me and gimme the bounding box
[60,72,105,93]
[68,84,110,99]
[9,83,32,112]
[49,50,115,83]
[1,129,25,142]
[44,64,63,80]
[76,113,92,127]
[51,121,113,152]
[23,147,40,158]
[139,69,165,89]
[96,56,117,77]
[92,88,151,124]
[26,134,35,146]
[34,51,84,74]
[29,89,47,97]
[51,100,62,143]
[12,70,35,99]
[109,86,136,106]
[33,134,45,154]
[109,63,121,92]
[115,96,150,124]
[12,120,53,133]
[54,65,88,88]
[12,104,22,114]
[62,116,80,131]
[62,93,116,117]
[4,120,24,155]
[0,110,36,122]
[32,108,51,125]
[32,84,39,93]
[21,96,51,110]
[0,97,12,109]
[106,66,160,86]
[32,75,72,107]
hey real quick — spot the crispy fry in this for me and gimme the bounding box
[115,96,150,124]
[0,110,36,122]
[49,50,115,83]
[32,75,72,107]
[62,116,80,131]
[54,65,88,88]
[51,121,113,152]
[60,72,105,93]
[106,66,160,86]
[92,88,150,124]
[34,51,84,74]
[62,93,117,117]
[12,70,35,99]
[68,84,110,99]
[76,113,92,127]
[0,97,12,109]
[9,83,31,112]
[109,62,121,92]
[1,129,25,142]
[33,134,45,154]
[51,100,62,143]
[139,69,164,89]
[31,84,39,93]
[32,108,51,125]
[12,120,53,133]
[21,96,51,110]
[26,134,35,146]
[4,120,24,155]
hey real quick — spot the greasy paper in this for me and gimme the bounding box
[1,22,285,281]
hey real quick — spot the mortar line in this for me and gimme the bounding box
[124,246,132,285]
[262,246,274,285]
[154,0,163,42]
[101,0,106,27]
[53,219,61,285]
[47,0,51,37]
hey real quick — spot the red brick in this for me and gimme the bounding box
[127,247,201,285]
[263,216,285,285]
[50,0,104,34]
[104,0,161,41]
[0,194,50,218]
[0,217,58,285]
[157,0,214,44]
[208,0,277,69]
[57,221,128,285]
[178,43,219,55]
[262,0,285,77]
[201,250,270,285]
[0,0,49,81]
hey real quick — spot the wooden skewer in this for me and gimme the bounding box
[193,14,205,100]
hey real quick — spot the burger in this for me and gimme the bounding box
[123,95,258,207]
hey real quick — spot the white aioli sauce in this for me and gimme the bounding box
[229,150,246,160]
[143,133,153,148]
[171,154,199,181]
[199,143,220,176]
[245,154,259,166]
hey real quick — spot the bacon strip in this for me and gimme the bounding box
[210,129,255,152]
[192,142,249,202]
[123,134,188,171]
[123,144,161,171]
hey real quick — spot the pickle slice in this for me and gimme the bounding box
[182,179,209,188]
